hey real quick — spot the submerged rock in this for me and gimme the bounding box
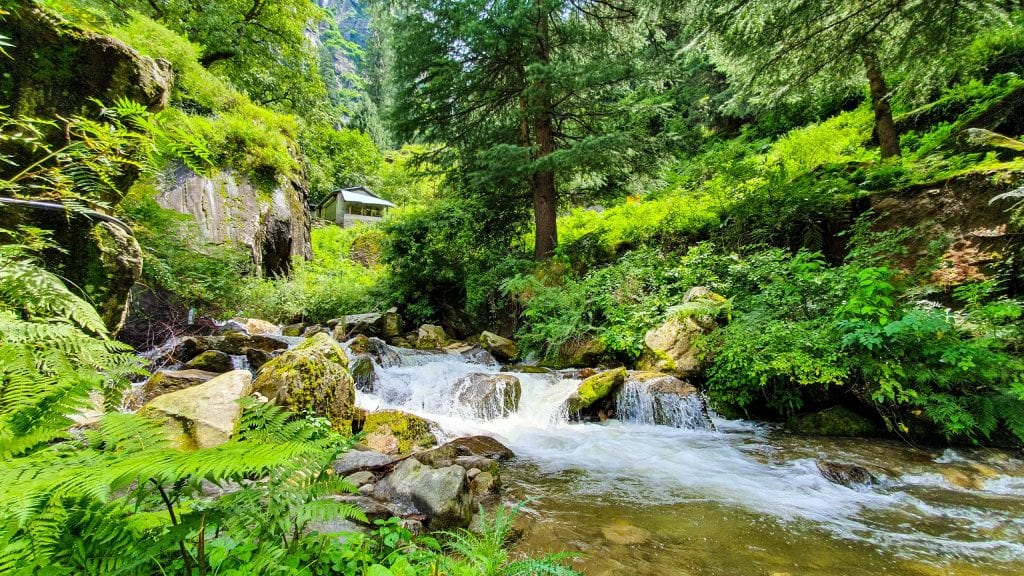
[183,350,233,373]
[140,370,253,450]
[361,410,438,455]
[453,373,522,419]
[617,372,711,429]
[816,461,878,488]
[251,333,356,432]
[349,354,377,392]
[478,331,518,363]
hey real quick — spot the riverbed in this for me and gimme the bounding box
[353,345,1024,575]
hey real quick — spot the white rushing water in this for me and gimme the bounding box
[355,344,1024,565]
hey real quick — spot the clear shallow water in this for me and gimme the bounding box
[355,346,1024,576]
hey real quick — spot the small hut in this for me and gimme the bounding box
[315,186,396,227]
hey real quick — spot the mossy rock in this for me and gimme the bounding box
[183,350,233,373]
[251,333,355,433]
[540,337,607,369]
[786,406,879,437]
[566,367,627,414]
[361,410,437,455]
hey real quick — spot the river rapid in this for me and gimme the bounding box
[352,345,1024,575]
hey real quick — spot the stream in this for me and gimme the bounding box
[355,345,1024,576]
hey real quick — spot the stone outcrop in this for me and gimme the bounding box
[155,166,311,277]
[478,331,518,363]
[251,333,356,431]
[140,370,253,450]
[2,3,172,127]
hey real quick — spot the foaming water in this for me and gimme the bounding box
[357,345,1024,573]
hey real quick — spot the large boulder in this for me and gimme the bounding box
[478,331,518,363]
[617,372,712,429]
[361,410,438,455]
[134,369,220,407]
[251,333,356,432]
[565,367,627,418]
[638,287,726,376]
[347,335,401,368]
[155,166,311,277]
[786,406,879,437]
[204,332,288,356]
[415,324,449,350]
[331,309,403,340]
[140,370,253,450]
[453,373,521,419]
[377,458,473,529]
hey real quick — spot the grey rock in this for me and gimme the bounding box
[453,373,521,419]
[344,471,376,487]
[332,449,396,476]
[380,458,472,529]
[817,461,878,488]
[183,350,233,373]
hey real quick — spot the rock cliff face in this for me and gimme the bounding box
[156,166,312,276]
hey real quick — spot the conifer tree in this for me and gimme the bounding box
[387,0,650,259]
[693,0,1011,158]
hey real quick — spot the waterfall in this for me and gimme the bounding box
[616,376,714,430]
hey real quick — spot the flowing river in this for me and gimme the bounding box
[352,345,1024,575]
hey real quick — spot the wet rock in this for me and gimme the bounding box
[816,461,878,487]
[617,372,710,428]
[138,369,220,406]
[454,456,497,474]
[786,406,879,437]
[501,364,553,375]
[251,333,356,432]
[208,332,288,355]
[349,354,377,392]
[478,331,518,362]
[245,348,274,371]
[453,373,522,419]
[461,346,498,365]
[332,449,396,476]
[566,368,627,416]
[379,458,472,529]
[166,336,209,365]
[348,335,401,368]
[942,468,985,490]
[362,410,438,455]
[415,436,515,468]
[282,322,306,337]
[415,324,448,350]
[140,370,253,450]
[183,350,233,373]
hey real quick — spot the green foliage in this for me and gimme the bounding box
[236,225,383,324]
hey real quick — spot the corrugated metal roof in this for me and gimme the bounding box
[341,188,395,207]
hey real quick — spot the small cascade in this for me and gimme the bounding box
[616,376,714,430]
[230,354,251,372]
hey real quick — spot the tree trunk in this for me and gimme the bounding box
[862,51,901,159]
[531,0,557,260]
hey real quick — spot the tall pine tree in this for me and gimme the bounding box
[387,0,651,259]
[693,0,1012,158]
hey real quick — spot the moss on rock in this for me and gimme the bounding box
[566,367,627,414]
[362,410,437,455]
[251,332,355,432]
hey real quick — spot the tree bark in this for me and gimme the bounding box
[531,0,557,260]
[862,51,901,159]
